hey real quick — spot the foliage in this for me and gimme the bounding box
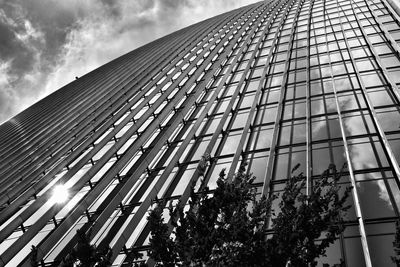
[147,163,352,266]
[59,228,113,267]
[392,220,400,266]
[269,164,351,267]
[30,245,38,267]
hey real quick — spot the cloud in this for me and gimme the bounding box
[344,113,400,211]
[0,0,258,124]
[0,0,72,123]
[43,0,258,94]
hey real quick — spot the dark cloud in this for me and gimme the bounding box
[0,14,34,75]
[6,0,84,62]
[0,0,258,124]
[159,0,189,10]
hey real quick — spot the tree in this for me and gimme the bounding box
[59,228,113,267]
[147,163,351,266]
[392,220,400,266]
[268,164,350,267]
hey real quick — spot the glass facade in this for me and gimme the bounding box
[0,0,400,266]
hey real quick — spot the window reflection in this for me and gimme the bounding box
[361,72,385,88]
[344,235,367,267]
[273,146,306,180]
[357,180,396,219]
[310,94,337,115]
[172,165,196,195]
[246,79,260,92]
[247,151,269,183]
[283,103,293,120]
[249,126,273,150]
[231,111,250,129]
[256,105,278,124]
[355,58,376,72]
[323,79,334,94]
[269,74,283,87]
[312,141,345,175]
[273,150,289,180]
[240,93,256,109]
[311,116,329,141]
[311,80,323,95]
[208,157,233,189]
[215,98,231,114]
[290,149,306,174]
[380,55,400,69]
[220,131,242,155]
[337,91,366,111]
[366,88,396,107]
[279,120,306,146]
[342,111,374,136]
[332,62,349,76]
[334,76,352,92]
[367,235,396,267]
[311,115,342,141]
[261,88,280,104]
[376,107,400,132]
[348,137,389,171]
[388,134,400,163]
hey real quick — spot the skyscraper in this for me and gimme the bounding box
[1,0,400,266]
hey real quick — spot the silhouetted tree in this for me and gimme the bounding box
[392,220,400,266]
[147,163,351,266]
[30,245,38,267]
[59,228,112,267]
[268,164,350,267]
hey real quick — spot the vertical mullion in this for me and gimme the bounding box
[366,0,400,57]
[176,0,283,191]
[197,1,283,187]
[349,0,400,105]
[337,1,400,214]
[383,0,400,21]
[305,0,315,195]
[261,0,303,195]
[227,0,302,179]
[329,1,372,266]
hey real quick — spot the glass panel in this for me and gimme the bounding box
[344,236,366,267]
[342,112,371,136]
[248,152,269,183]
[257,105,278,124]
[376,107,400,132]
[292,122,306,144]
[366,88,396,107]
[361,72,385,88]
[240,93,256,109]
[232,111,250,129]
[249,126,273,150]
[357,180,396,219]
[317,239,342,266]
[220,131,242,155]
[348,138,389,170]
[366,232,396,266]
[208,158,232,189]
[291,149,306,174]
[311,116,329,141]
[273,150,289,180]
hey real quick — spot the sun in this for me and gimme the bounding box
[50,184,69,204]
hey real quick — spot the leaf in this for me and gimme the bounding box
[291,163,301,174]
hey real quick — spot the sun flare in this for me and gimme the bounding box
[50,184,69,204]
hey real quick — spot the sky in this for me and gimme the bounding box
[0,0,258,124]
